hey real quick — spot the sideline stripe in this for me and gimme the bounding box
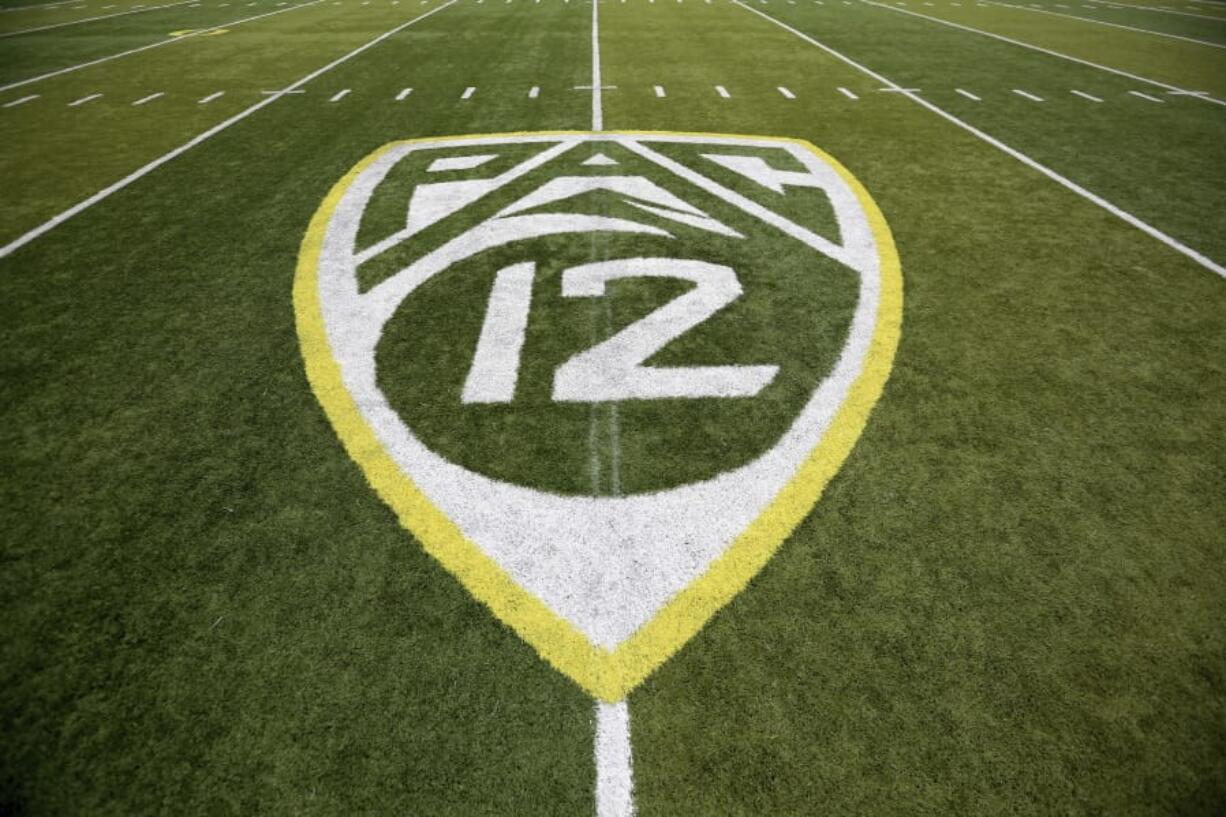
[736,1,1226,279]
[858,0,1226,107]
[987,0,1226,49]
[0,0,324,94]
[0,0,456,259]
[0,0,191,37]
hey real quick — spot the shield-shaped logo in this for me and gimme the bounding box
[295,131,902,701]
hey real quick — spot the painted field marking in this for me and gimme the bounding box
[955,87,980,100]
[590,0,602,130]
[777,85,795,98]
[132,91,164,105]
[396,86,413,100]
[735,1,1226,279]
[1128,90,1164,102]
[1167,89,1210,97]
[838,86,858,98]
[197,90,224,103]
[654,84,666,97]
[329,88,350,101]
[0,0,456,260]
[0,0,191,37]
[68,92,103,106]
[1086,0,1225,20]
[715,84,731,97]
[879,86,920,92]
[528,85,540,98]
[2,94,38,107]
[986,0,1226,49]
[1071,88,1102,101]
[0,0,324,94]
[461,85,475,99]
[596,701,635,817]
[1013,88,1043,101]
[858,0,1226,107]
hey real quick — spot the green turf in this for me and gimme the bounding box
[2,0,1225,813]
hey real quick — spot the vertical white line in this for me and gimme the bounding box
[595,701,635,817]
[591,0,602,130]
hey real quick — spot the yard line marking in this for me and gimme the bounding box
[590,0,602,130]
[1128,90,1164,102]
[396,86,413,100]
[68,92,102,106]
[595,701,634,817]
[986,0,1226,49]
[1167,89,1209,97]
[0,0,457,260]
[735,1,1226,279]
[1086,0,1226,20]
[1012,88,1043,101]
[2,94,38,107]
[197,90,224,103]
[0,0,325,94]
[879,86,920,92]
[461,85,475,99]
[1070,88,1102,101]
[528,85,539,98]
[955,87,980,100]
[654,84,666,97]
[715,84,731,97]
[0,0,191,37]
[858,0,1226,107]
[131,91,164,105]
[329,88,350,101]
[777,85,795,98]
[837,86,858,98]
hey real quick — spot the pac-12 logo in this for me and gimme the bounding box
[295,132,902,702]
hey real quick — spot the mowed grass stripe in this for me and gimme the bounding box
[600,1,1226,813]
[723,0,1226,263]
[858,0,1226,99]
[1,1,597,812]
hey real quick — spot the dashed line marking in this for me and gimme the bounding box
[329,88,350,101]
[396,86,413,100]
[528,85,540,98]
[462,86,476,99]
[654,84,666,97]
[1129,90,1164,102]
[777,86,795,98]
[132,91,164,105]
[955,87,980,100]
[1071,89,1102,101]
[715,85,731,98]
[198,90,224,103]
[838,86,858,99]
[1012,88,1043,101]
[68,92,102,106]
[3,94,38,107]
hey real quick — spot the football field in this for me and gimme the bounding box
[2,0,1225,812]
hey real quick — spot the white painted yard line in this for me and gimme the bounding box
[734,1,1226,279]
[1128,89,1164,102]
[1087,0,1226,19]
[715,84,731,97]
[329,88,350,101]
[1012,88,1043,100]
[837,85,858,98]
[131,91,164,104]
[594,703,635,816]
[590,0,602,130]
[653,84,665,97]
[0,0,191,37]
[528,85,539,98]
[68,92,102,105]
[987,0,1226,49]
[0,0,325,94]
[0,0,456,260]
[461,85,475,99]
[197,90,224,103]
[2,93,38,107]
[777,85,795,98]
[395,86,412,100]
[955,87,980,100]
[857,0,1226,107]
[1070,88,1102,101]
